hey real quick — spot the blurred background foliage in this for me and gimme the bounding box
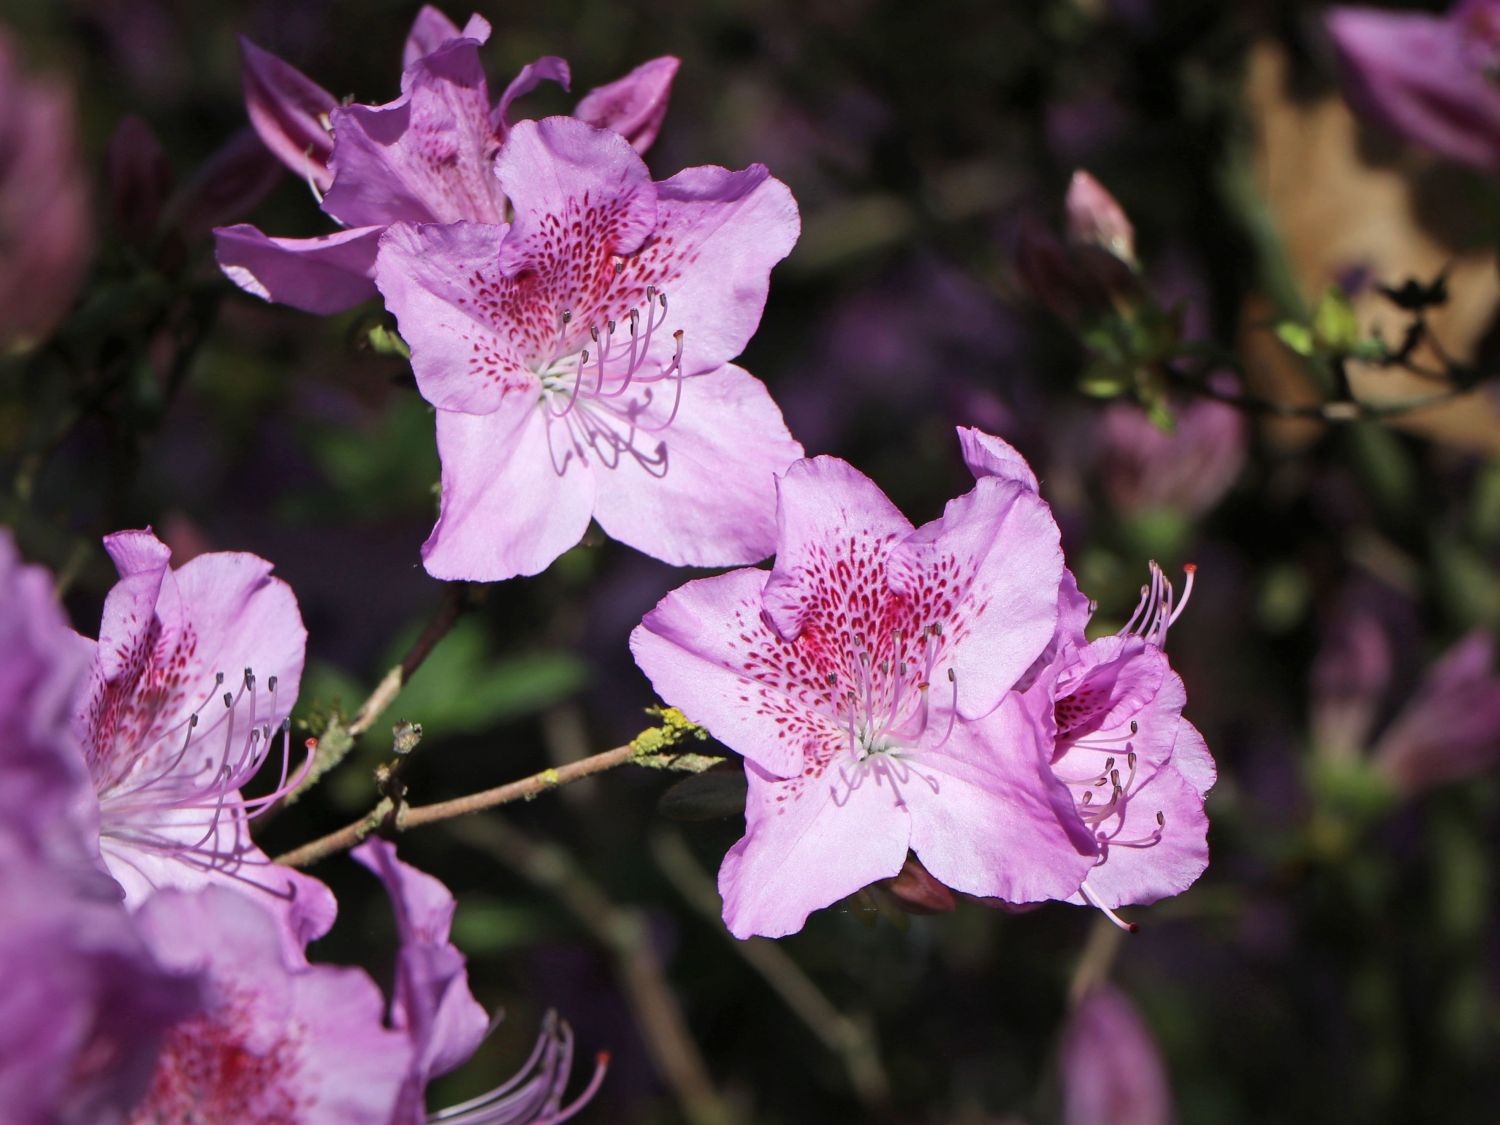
[3,0,1500,1120]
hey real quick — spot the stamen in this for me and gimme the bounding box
[1079,879,1138,933]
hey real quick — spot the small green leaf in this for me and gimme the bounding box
[1275,321,1315,357]
[1313,285,1360,352]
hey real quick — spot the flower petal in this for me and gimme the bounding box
[494,116,658,277]
[374,220,542,415]
[760,456,914,642]
[238,36,336,192]
[890,477,1063,719]
[493,56,572,132]
[324,38,505,228]
[718,754,910,939]
[422,402,598,581]
[1327,5,1500,174]
[905,696,1097,903]
[632,567,824,779]
[215,223,383,314]
[1070,750,1209,909]
[957,425,1040,492]
[591,362,802,567]
[402,5,492,71]
[575,56,680,153]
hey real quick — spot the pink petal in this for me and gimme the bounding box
[352,839,488,1092]
[238,36,336,192]
[957,425,1040,492]
[890,477,1063,720]
[905,696,1097,903]
[1326,6,1500,173]
[422,403,598,581]
[591,363,802,567]
[374,220,540,414]
[718,755,910,939]
[575,56,680,153]
[760,456,914,642]
[402,6,492,71]
[324,39,505,228]
[1071,752,1209,909]
[635,161,800,375]
[1060,985,1175,1125]
[632,567,820,779]
[495,116,658,276]
[215,223,382,314]
[493,56,572,132]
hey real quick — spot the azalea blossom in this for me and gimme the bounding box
[72,528,335,950]
[1326,0,1500,175]
[0,534,202,1124]
[377,115,803,579]
[215,6,679,314]
[129,886,410,1123]
[632,435,1097,938]
[964,428,1215,930]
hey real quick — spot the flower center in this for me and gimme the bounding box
[536,290,686,477]
[98,667,311,888]
[827,623,957,763]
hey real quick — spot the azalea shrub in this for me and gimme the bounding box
[3,2,1500,1122]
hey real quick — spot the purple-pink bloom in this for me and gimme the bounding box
[377,115,803,580]
[0,534,202,1124]
[0,24,90,352]
[216,7,679,315]
[129,886,410,1122]
[963,429,1215,929]
[1326,0,1500,175]
[72,528,335,951]
[1059,984,1176,1125]
[632,434,1097,939]
[1092,392,1248,520]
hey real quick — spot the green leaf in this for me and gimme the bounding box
[1275,321,1315,358]
[383,617,588,737]
[1312,285,1360,352]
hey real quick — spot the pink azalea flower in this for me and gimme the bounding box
[0,533,203,1123]
[963,428,1215,930]
[377,116,803,579]
[1059,984,1176,1125]
[129,886,410,1123]
[1326,0,1500,175]
[631,434,1096,939]
[215,7,679,315]
[72,528,336,951]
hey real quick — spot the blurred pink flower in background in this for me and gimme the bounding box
[1093,392,1248,520]
[1326,0,1500,174]
[0,27,90,353]
[1059,984,1176,1125]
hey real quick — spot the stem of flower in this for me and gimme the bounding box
[273,743,636,868]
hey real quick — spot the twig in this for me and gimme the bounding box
[278,582,474,809]
[274,744,635,868]
[1163,359,1474,422]
[275,707,721,868]
[451,816,739,1125]
[651,829,892,1109]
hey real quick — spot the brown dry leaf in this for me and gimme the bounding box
[1242,39,1500,456]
